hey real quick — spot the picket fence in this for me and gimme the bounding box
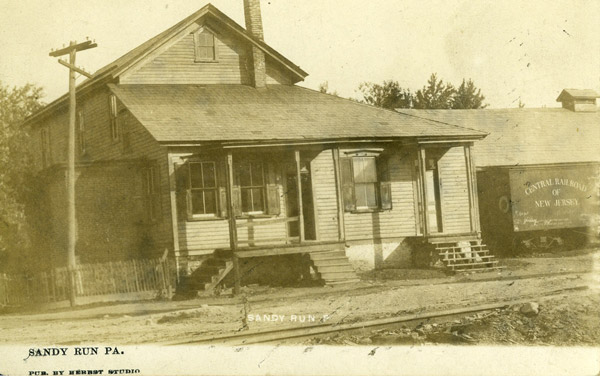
[0,256,175,307]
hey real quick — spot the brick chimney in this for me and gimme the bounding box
[243,0,266,88]
[556,89,599,112]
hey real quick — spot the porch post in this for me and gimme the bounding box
[167,155,181,283]
[225,151,241,295]
[332,148,346,242]
[417,146,429,237]
[295,149,305,243]
[464,145,481,234]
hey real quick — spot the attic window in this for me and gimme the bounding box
[194,28,217,62]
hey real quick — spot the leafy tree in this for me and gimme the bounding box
[414,73,455,109]
[452,79,487,109]
[357,80,413,109]
[0,82,44,259]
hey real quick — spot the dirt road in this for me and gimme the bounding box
[0,249,598,345]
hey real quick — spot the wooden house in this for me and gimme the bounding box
[399,89,600,254]
[25,1,489,292]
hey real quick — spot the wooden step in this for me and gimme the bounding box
[428,233,480,244]
[309,250,347,260]
[438,252,496,258]
[449,261,500,268]
[314,265,355,273]
[436,244,489,251]
[311,258,353,267]
[318,271,358,280]
[442,255,496,262]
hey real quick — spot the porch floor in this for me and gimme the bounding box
[233,240,345,258]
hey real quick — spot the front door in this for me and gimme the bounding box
[284,160,316,241]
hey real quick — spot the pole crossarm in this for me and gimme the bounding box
[49,40,97,57]
[57,59,93,78]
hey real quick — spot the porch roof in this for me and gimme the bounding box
[108,84,487,143]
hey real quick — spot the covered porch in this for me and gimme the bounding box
[167,138,486,293]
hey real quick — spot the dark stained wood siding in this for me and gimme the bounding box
[29,87,173,257]
[437,146,472,234]
[121,26,291,85]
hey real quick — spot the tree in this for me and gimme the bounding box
[318,81,338,97]
[357,80,413,109]
[414,73,455,109]
[0,81,44,259]
[452,79,487,109]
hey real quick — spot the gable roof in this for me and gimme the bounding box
[556,89,600,102]
[398,108,600,167]
[27,3,307,125]
[93,3,307,81]
[109,84,487,143]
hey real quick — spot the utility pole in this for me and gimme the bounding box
[49,39,97,307]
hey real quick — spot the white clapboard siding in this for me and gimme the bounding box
[121,29,291,85]
[438,146,472,234]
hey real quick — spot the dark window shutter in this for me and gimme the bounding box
[266,162,281,216]
[266,185,280,215]
[377,157,392,210]
[380,182,392,210]
[232,186,242,216]
[174,162,189,220]
[217,161,228,218]
[218,187,228,218]
[340,157,356,211]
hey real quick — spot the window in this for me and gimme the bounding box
[235,161,265,214]
[145,166,161,221]
[41,127,50,167]
[109,94,119,140]
[175,159,280,220]
[194,28,216,61]
[353,157,378,209]
[77,110,86,155]
[188,161,218,216]
[341,154,392,212]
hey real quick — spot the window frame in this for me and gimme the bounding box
[235,160,266,215]
[193,27,218,63]
[109,94,120,141]
[352,156,379,210]
[340,150,392,213]
[187,161,219,218]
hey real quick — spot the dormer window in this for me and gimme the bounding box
[194,28,217,62]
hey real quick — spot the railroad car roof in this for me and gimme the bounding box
[397,108,600,167]
[108,84,487,143]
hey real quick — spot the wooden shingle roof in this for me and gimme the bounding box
[109,84,487,143]
[398,108,600,167]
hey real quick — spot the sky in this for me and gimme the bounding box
[1,0,599,108]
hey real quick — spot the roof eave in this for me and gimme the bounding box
[24,72,115,127]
